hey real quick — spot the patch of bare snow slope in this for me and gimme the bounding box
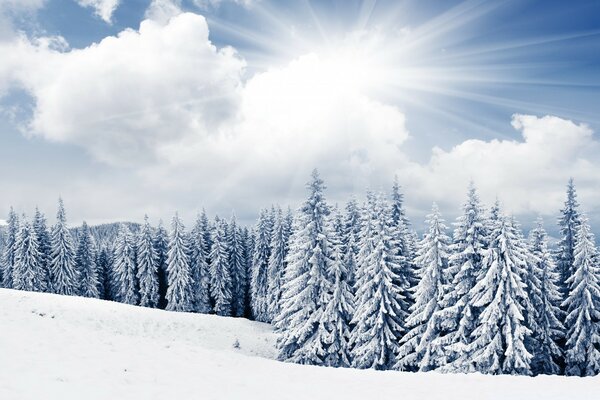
[0,289,598,400]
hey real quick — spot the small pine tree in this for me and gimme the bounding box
[165,213,194,312]
[228,214,247,317]
[136,215,160,308]
[76,221,100,298]
[351,192,407,370]
[528,218,564,375]
[190,214,211,313]
[396,203,451,372]
[112,224,139,305]
[210,217,233,316]
[563,216,600,376]
[275,170,333,365]
[251,209,272,322]
[468,216,532,375]
[49,198,79,296]
[13,215,48,292]
[1,208,19,288]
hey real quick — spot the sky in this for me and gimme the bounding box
[0,0,599,235]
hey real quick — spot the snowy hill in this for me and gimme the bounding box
[0,289,597,400]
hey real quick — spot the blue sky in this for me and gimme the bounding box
[0,0,599,235]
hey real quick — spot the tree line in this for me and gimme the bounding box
[0,172,598,377]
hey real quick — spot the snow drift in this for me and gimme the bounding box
[0,289,597,399]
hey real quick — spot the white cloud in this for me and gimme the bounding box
[410,114,600,216]
[1,9,600,226]
[76,0,120,24]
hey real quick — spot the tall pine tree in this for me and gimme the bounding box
[112,223,139,304]
[251,208,272,322]
[557,178,582,298]
[351,192,407,370]
[165,213,194,312]
[275,170,333,365]
[396,203,450,372]
[228,214,247,317]
[32,208,52,292]
[528,218,564,375]
[1,208,19,288]
[13,215,48,292]
[49,199,79,296]
[563,216,600,376]
[267,207,288,321]
[210,217,233,316]
[190,214,211,313]
[154,220,169,309]
[137,215,160,308]
[76,221,100,298]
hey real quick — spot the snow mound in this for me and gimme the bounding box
[0,289,598,400]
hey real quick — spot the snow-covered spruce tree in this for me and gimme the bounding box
[13,216,48,292]
[321,209,354,368]
[154,220,169,309]
[136,215,159,308]
[250,208,272,322]
[467,215,532,375]
[200,209,213,265]
[242,227,255,318]
[76,221,100,298]
[562,216,600,377]
[209,217,233,316]
[557,178,582,298]
[166,213,195,312]
[229,214,247,317]
[396,203,451,372]
[433,183,488,372]
[267,207,288,321]
[32,208,52,291]
[1,208,19,288]
[390,176,418,310]
[96,245,112,299]
[528,218,564,375]
[190,214,211,313]
[112,223,139,304]
[351,192,407,370]
[275,170,333,365]
[49,198,79,296]
[343,198,361,289]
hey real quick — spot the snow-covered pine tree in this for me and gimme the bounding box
[562,215,600,377]
[165,213,195,312]
[96,245,112,299]
[275,169,333,365]
[468,215,532,375]
[13,215,48,292]
[136,215,159,308]
[76,221,100,298]
[49,198,79,296]
[396,203,451,372]
[209,216,233,316]
[1,208,19,288]
[250,208,272,322]
[228,213,247,317]
[190,214,211,313]
[389,176,418,311]
[32,208,52,292]
[154,220,169,309]
[200,209,213,266]
[112,223,139,304]
[557,178,582,298]
[433,183,488,372]
[343,198,361,288]
[528,218,564,375]
[321,208,354,368]
[242,227,255,318]
[267,207,288,321]
[351,192,407,370]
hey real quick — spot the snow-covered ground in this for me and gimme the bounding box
[0,289,597,399]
